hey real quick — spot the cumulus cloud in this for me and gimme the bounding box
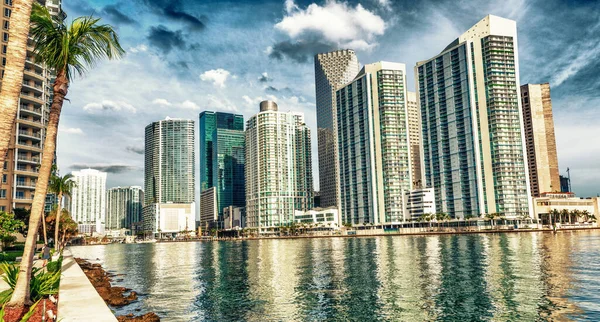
[82,100,136,113]
[59,127,84,135]
[270,0,386,62]
[152,98,172,106]
[200,68,232,88]
[181,100,200,110]
[70,163,138,173]
[129,44,148,53]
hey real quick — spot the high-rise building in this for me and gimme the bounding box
[69,169,107,233]
[198,111,245,229]
[560,175,570,193]
[416,15,532,219]
[337,62,412,225]
[143,117,195,236]
[520,83,560,196]
[245,101,313,233]
[106,186,143,232]
[0,0,65,213]
[407,91,423,189]
[314,49,360,209]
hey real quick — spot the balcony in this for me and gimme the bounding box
[17,116,44,128]
[25,56,43,68]
[16,141,42,152]
[23,67,44,78]
[20,92,45,105]
[18,130,42,140]
[16,182,36,189]
[22,81,43,94]
[14,196,34,201]
[17,155,40,164]
[20,104,43,116]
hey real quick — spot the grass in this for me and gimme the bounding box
[0,250,24,263]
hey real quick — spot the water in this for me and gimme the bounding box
[70,230,600,321]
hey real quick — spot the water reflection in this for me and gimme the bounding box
[70,231,600,321]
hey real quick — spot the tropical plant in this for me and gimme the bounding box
[0,262,59,306]
[549,209,560,227]
[570,209,581,224]
[48,172,75,252]
[8,4,124,307]
[560,209,570,225]
[0,212,25,250]
[0,0,36,172]
[581,210,591,222]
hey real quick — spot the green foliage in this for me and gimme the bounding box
[0,212,25,249]
[46,256,63,273]
[19,300,40,322]
[0,262,60,305]
[30,2,125,81]
[0,251,23,262]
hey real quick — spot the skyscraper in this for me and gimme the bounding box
[0,0,65,213]
[245,101,313,233]
[199,111,245,229]
[69,169,107,234]
[520,83,560,196]
[337,62,412,225]
[407,91,423,189]
[106,186,143,231]
[416,15,531,219]
[314,49,359,209]
[143,117,195,236]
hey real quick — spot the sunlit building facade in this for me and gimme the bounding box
[337,62,412,225]
[245,101,313,233]
[416,15,532,219]
[106,186,143,231]
[69,169,107,233]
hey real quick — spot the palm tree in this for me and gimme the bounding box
[560,209,569,225]
[571,209,581,224]
[8,4,124,307]
[48,172,75,251]
[0,0,35,172]
[581,210,590,222]
[549,209,560,227]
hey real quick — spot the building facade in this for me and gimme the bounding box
[198,111,245,229]
[293,207,340,229]
[106,186,143,231]
[223,206,245,230]
[532,192,598,222]
[245,101,313,233]
[416,15,532,219]
[337,62,412,225]
[199,187,217,231]
[143,117,195,235]
[407,91,423,188]
[403,188,436,221]
[520,83,560,196]
[69,169,107,232]
[560,175,571,193]
[314,49,360,209]
[0,0,65,213]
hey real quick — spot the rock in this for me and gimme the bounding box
[116,312,161,322]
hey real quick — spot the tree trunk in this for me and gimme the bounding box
[54,192,63,252]
[0,0,34,176]
[7,71,68,308]
[41,211,47,245]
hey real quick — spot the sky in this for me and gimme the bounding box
[57,0,600,198]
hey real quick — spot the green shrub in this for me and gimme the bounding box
[46,256,63,273]
[0,262,60,305]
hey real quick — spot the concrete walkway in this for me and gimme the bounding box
[57,249,117,322]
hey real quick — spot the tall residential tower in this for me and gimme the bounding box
[520,83,560,196]
[69,169,107,234]
[143,117,196,236]
[106,186,143,232]
[407,91,422,188]
[337,62,412,225]
[245,101,313,233]
[416,15,531,219]
[314,50,359,209]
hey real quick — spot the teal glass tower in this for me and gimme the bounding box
[199,112,245,228]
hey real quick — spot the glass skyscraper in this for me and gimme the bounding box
[143,118,196,235]
[106,186,143,231]
[337,62,412,225]
[416,15,531,219]
[245,101,313,233]
[199,112,245,229]
[314,50,360,209]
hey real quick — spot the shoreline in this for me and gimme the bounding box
[76,226,600,246]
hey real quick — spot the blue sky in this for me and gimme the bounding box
[56,0,600,197]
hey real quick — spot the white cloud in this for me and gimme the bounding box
[152,98,172,106]
[180,100,200,110]
[129,44,148,53]
[82,100,137,113]
[200,68,232,88]
[374,0,392,11]
[552,42,600,87]
[275,0,386,50]
[59,127,84,135]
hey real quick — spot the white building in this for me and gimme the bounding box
[293,207,340,229]
[532,192,599,222]
[223,206,245,230]
[143,203,196,235]
[70,169,107,234]
[404,188,436,221]
[245,101,313,233]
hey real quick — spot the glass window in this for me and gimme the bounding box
[0,189,6,199]
[3,8,10,17]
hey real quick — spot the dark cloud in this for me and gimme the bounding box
[126,146,145,155]
[70,164,138,174]
[147,25,186,53]
[258,73,271,83]
[141,0,205,31]
[101,5,137,25]
[265,85,278,92]
[169,60,190,70]
[64,0,96,16]
[269,40,336,63]
[265,86,296,96]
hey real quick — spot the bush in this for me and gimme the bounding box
[0,250,23,262]
[46,256,63,273]
[0,261,60,305]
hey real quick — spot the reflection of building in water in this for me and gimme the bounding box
[538,233,581,319]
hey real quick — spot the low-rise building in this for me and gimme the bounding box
[223,206,245,230]
[532,192,598,222]
[293,207,340,229]
[143,202,196,236]
[403,188,436,221]
[200,187,218,231]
